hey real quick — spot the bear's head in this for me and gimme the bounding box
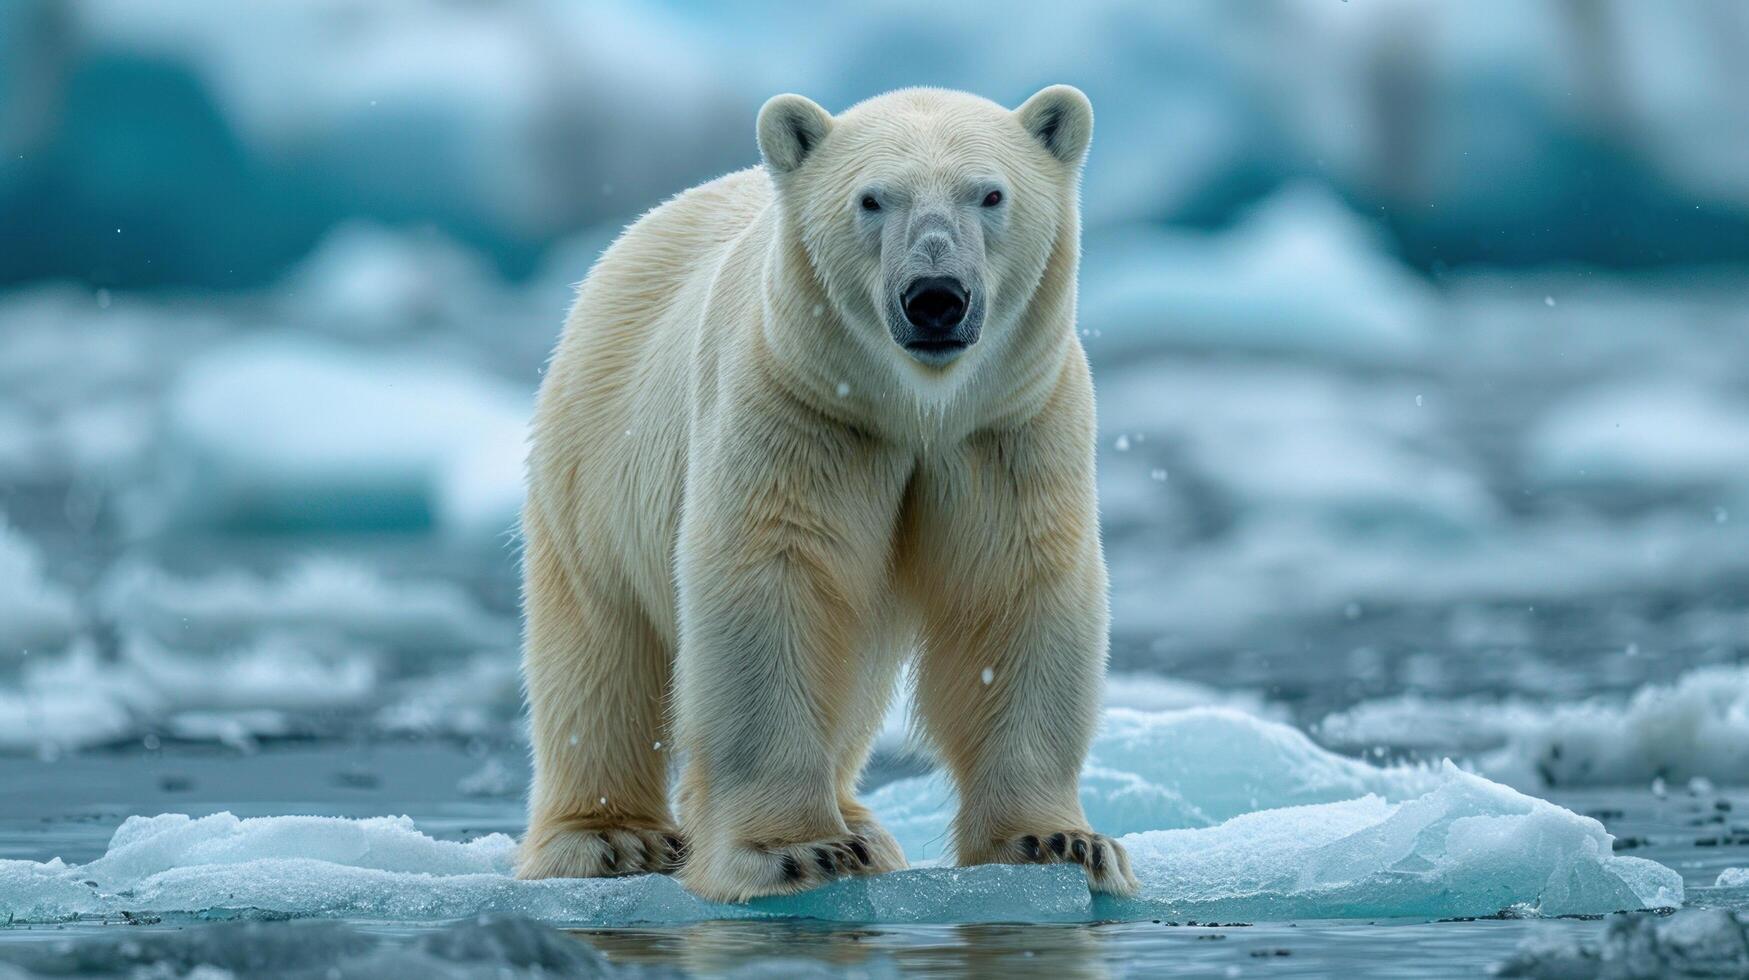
[757,86,1092,374]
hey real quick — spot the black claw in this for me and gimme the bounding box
[1020,835,1043,860]
[664,834,686,856]
[814,848,837,875]
[1048,833,1068,856]
[1071,838,1088,863]
[849,838,871,865]
[781,854,803,881]
[603,845,619,870]
[1091,840,1106,871]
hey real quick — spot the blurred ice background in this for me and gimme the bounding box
[3,0,1749,795]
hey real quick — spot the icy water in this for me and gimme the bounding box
[0,743,1745,977]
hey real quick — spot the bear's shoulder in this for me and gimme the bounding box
[602,167,772,265]
[649,167,771,231]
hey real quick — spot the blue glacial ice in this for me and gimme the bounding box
[0,709,1680,926]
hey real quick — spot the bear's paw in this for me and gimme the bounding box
[515,823,685,880]
[999,829,1139,896]
[680,832,900,902]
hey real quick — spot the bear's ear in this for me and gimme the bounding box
[1016,85,1093,167]
[757,93,833,175]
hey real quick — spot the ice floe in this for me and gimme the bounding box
[0,554,517,754]
[374,652,525,739]
[1717,868,1748,889]
[151,338,529,538]
[0,915,631,979]
[1096,362,1497,541]
[1109,508,1749,647]
[99,557,511,655]
[871,708,1444,860]
[1081,186,1435,365]
[0,515,77,655]
[1104,763,1678,922]
[0,812,1088,927]
[1318,666,1749,789]
[0,636,377,754]
[0,709,1681,925]
[1527,380,1749,496]
[1495,909,1749,979]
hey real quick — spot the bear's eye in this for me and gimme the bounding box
[860,195,881,212]
[982,190,1003,208]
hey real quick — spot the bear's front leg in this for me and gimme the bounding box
[672,415,913,902]
[905,396,1139,897]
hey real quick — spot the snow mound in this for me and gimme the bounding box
[1081,185,1435,365]
[0,515,77,655]
[1319,666,1749,789]
[153,338,529,538]
[0,710,1680,925]
[1495,910,1749,979]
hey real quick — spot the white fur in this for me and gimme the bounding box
[517,86,1135,900]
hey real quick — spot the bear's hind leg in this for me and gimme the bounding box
[517,516,681,879]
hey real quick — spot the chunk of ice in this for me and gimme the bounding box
[1717,868,1749,889]
[1494,910,1749,978]
[0,710,1680,926]
[100,557,510,655]
[0,635,379,754]
[154,338,529,537]
[1527,380,1749,493]
[871,707,1445,860]
[1319,666,1749,789]
[0,514,77,654]
[0,915,621,978]
[1081,185,1434,366]
[0,812,1087,926]
[1103,763,1679,922]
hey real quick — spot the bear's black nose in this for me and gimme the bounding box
[902,277,968,333]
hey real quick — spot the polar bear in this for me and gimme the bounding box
[516,85,1135,901]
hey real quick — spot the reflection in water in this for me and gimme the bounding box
[574,920,1113,978]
